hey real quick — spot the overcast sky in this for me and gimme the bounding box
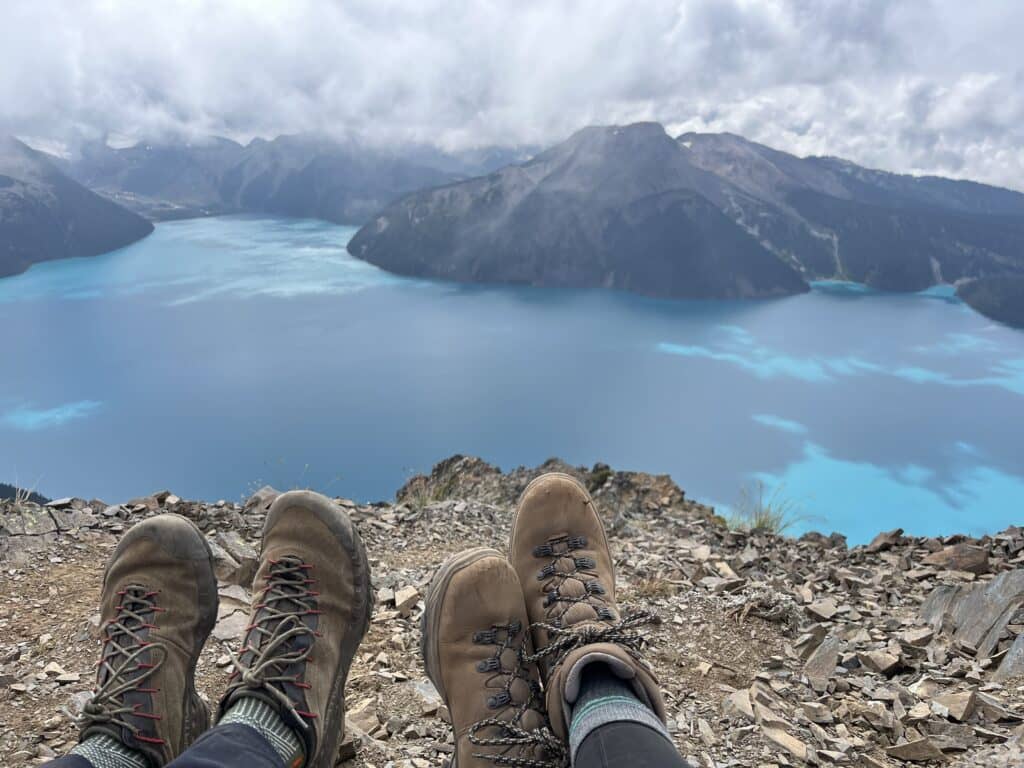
[1,0,1021,189]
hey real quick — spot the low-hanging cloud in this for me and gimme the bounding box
[1,0,1022,190]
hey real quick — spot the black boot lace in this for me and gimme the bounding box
[468,621,568,768]
[75,585,168,746]
[225,555,321,728]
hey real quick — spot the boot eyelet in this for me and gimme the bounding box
[487,691,511,709]
[477,657,501,672]
[473,629,496,644]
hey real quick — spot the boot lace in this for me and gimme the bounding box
[531,535,615,626]
[75,585,168,745]
[226,555,321,728]
[468,621,568,768]
[525,610,661,678]
[530,533,660,677]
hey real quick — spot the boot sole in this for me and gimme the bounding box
[263,491,374,768]
[419,546,505,705]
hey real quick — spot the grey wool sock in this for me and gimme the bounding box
[220,697,305,768]
[568,662,674,764]
[71,734,149,768]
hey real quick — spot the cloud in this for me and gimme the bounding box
[913,333,997,356]
[2,400,103,431]
[658,341,833,382]
[753,441,1024,544]
[657,326,1024,396]
[752,414,808,435]
[1,0,1022,190]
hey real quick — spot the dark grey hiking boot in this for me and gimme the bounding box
[509,473,666,741]
[78,513,218,766]
[421,548,567,768]
[217,490,373,768]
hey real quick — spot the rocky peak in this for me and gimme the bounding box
[560,121,675,155]
[531,122,728,207]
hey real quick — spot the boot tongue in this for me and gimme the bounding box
[101,586,155,684]
[255,559,317,655]
[82,586,165,762]
[264,559,311,618]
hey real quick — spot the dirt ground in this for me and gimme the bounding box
[0,519,790,767]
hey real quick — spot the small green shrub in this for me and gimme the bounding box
[431,473,458,502]
[399,468,432,512]
[728,480,806,534]
[244,459,344,501]
[587,464,613,492]
[5,474,45,511]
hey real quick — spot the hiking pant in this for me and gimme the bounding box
[46,719,689,768]
[577,720,691,768]
[43,724,283,768]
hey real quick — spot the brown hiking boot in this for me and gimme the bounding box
[217,490,372,768]
[421,548,567,768]
[78,513,218,766]
[509,473,666,740]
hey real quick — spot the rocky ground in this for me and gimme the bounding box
[1,454,1022,767]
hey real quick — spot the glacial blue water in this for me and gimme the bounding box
[2,215,1023,544]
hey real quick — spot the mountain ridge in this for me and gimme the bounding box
[0,137,154,278]
[680,130,1024,295]
[60,134,536,224]
[347,123,811,300]
[347,123,1024,321]
[11,125,1024,326]
[957,276,1024,328]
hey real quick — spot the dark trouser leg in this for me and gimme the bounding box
[574,721,692,768]
[39,758,92,768]
[44,725,285,768]
[164,724,285,768]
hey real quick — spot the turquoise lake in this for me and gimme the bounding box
[2,215,1023,544]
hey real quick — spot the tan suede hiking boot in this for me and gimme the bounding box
[509,473,666,740]
[218,490,372,768]
[421,548,567,768]
[77,513,218,766]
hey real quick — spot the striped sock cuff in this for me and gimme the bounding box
[71,734,149,768]
[569,694,673,763]
[220,697,304,767]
